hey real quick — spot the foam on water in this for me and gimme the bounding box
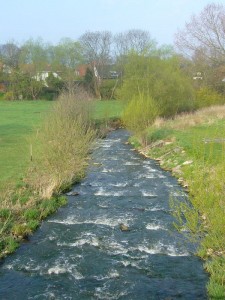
[28,291,56,300]
[157,173,167,178]
[47,266,67,275]
[94,188,124,197]
[49,215,131,228]
[146,224,167,231]
[104,240,129,255]
[141,190,157,197]
[58,236,100,248]
[137,241,190,257]
[97,203,109,208]
[137,173,157,179]
[48,265,84,280]
[93,270,120,281]
[94,283,128,300]
[109,182,128,187]
[164,182,179,188]
[120,260,142,270]
[145,206,164,212]
[171,191,186,197]
[124,162,140,166]
[143,165,157,171]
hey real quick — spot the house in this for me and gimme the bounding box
[76,63,120,80]
[33,71,61,87]
[193,72,203,80]
[76,64,88,77]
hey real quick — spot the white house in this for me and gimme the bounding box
[33,71,61,87]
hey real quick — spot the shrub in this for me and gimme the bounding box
[122,94,158,143]
[195,87,225,109]
[100,79,120,99]
[119,52,194,118]
[27,85,96,199]
[3,91,15,100]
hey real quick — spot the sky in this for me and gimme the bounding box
[0,0,224,46]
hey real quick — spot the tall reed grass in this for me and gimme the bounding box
[27,86,96,199]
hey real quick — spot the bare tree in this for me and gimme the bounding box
[19,38,48,74]
[79,31,113,97]
[0,42,20,68]
[175,3,225,63]
[79,31,112,66]
[114,29,154,57]
[114,29,156,78]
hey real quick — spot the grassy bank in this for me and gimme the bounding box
[131,105,225,299]
[0,98,123,258]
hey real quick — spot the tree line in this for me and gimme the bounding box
[0,3,225,103]
[0,30,154,99]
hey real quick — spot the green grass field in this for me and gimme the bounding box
[92,99,124,120]
[0,101,53,189]
[0,99,124,189]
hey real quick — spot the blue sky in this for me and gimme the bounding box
[0,0,223,46]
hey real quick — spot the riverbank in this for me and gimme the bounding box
[0,129,208,299]
[0,98,124,260]
[131,105,225,299]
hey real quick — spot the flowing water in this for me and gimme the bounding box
[0,130,207,299]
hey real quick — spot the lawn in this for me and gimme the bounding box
[0,100,53,189]
[92,99,124,120]
[0,99,124,190]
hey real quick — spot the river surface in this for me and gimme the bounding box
[0,130,207,299]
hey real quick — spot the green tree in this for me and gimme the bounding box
[7,71,44,100]
[175,3,225,94]
[49,38,84,82]
[19,38,48,73]
[120,51,194,118]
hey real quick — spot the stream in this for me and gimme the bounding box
[0,130,207,299]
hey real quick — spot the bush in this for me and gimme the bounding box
[100,79,120,99]
[122,94,158,142]
[120,52,195,118]
[27,85,96,199]
[195,87,225,109]
[3,91,15,100]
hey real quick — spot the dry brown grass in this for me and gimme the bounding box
[26,86,96,199]
[153,105,225,130]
